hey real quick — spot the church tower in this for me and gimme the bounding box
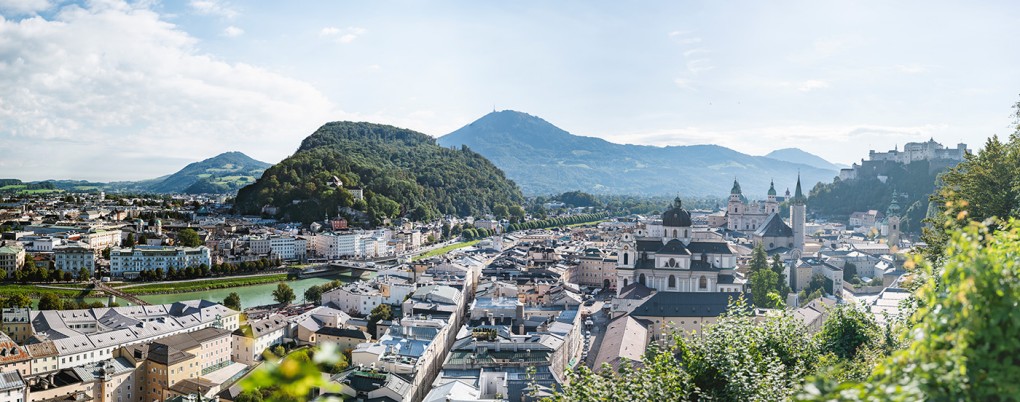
[765,180,779,214]
[727,179,743,230]
[887,192,902,248]
[791,175,806,252]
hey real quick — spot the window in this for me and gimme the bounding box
[668,275,676,288]
[699,276,707,290]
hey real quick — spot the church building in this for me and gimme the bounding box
[726,179,781,232]
[616,197,742,293]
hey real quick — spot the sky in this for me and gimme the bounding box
[2,0,1019,181]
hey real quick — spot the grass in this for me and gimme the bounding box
[118,274,291,295]
[413,240,481,261]
[566,219,608,228]
[0,284,94,298]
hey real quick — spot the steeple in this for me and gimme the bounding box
[792,174,806,205]
[730,179,742,195]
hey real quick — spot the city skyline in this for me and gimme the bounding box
[2,0,1019,181]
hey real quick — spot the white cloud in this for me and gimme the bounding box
[223,25,243,37]
[189,0,237,19]
[0,1,340,181]
[319,26,366,44]
[0,0,50,14]
[797,79,829,92]
[686,59,713,74]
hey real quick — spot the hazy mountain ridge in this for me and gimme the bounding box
[13,152,271,195]
[764,148,845,170]
[439,110,838,196]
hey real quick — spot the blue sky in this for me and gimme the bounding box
[2,0,1019,181]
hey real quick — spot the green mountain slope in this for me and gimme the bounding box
[438,110,837,196]
[233,121,524,224]
[146,151,271,194]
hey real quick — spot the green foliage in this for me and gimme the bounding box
[38,293,63,310]
[750,269,780,308]
[273,283,296,305]
[242,343,344,400]
[367,303,393,337]
[800,219,1020,400]
[505,212,608,233]
[922,127,1020,259]
[1,294,32,308]
[842,262,857,281]
[304,285,322,304]
[177,228,202,247]
[223,292,241,311]
[809,160,944,233]
[817,304,879,361]
[234,122,524,224]
[749,243,769,273]
[544,297,817,401]
[555,191,600,207]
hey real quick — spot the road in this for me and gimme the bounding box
[580,296,613,368]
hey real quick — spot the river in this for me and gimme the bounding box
[136,272,366,309]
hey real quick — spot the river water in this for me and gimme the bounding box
[136,273,365,309]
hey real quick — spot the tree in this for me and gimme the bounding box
[273,283,295,305]
[750,268,780,308]
[304,285,323,304]
[817,304,879,361]
[235,390,264,402]
[510,204,526,223]
[271,345,286,357]
[771,254,791,297]
[77,267,91,282]
[493,204,509,220]
[2,294,32,308]
[749,243,769,273]
[38,293,63,310]
[842,262,858,282]
[800,219,1020,400]
[177,228,202,247]
[367,304,393,337]
[124,233,135,248]
[224,292,242,311]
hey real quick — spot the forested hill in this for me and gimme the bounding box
[807,160,947,233]
[234,121,524,225]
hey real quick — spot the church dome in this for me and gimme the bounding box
[768,180,777,196]
[662,197,693,227]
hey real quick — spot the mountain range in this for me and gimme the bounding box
[18,152,271,195]
[764,148,846,171]
[438,110,838,196]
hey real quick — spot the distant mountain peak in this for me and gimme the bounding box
[439,111,837,196]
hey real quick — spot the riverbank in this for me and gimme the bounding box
[0,284,95,298]
[116,274,292,295]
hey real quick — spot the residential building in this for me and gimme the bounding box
[110,245,211,278]
[231,314,288,365]
[53,244,94,277]
[0,245,25,275]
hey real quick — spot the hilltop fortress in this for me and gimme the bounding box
[839,139,968,181]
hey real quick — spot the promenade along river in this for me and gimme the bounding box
[137,273,362,309]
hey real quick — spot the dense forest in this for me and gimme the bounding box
[807,160,947,233]
[234,122,524,225]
